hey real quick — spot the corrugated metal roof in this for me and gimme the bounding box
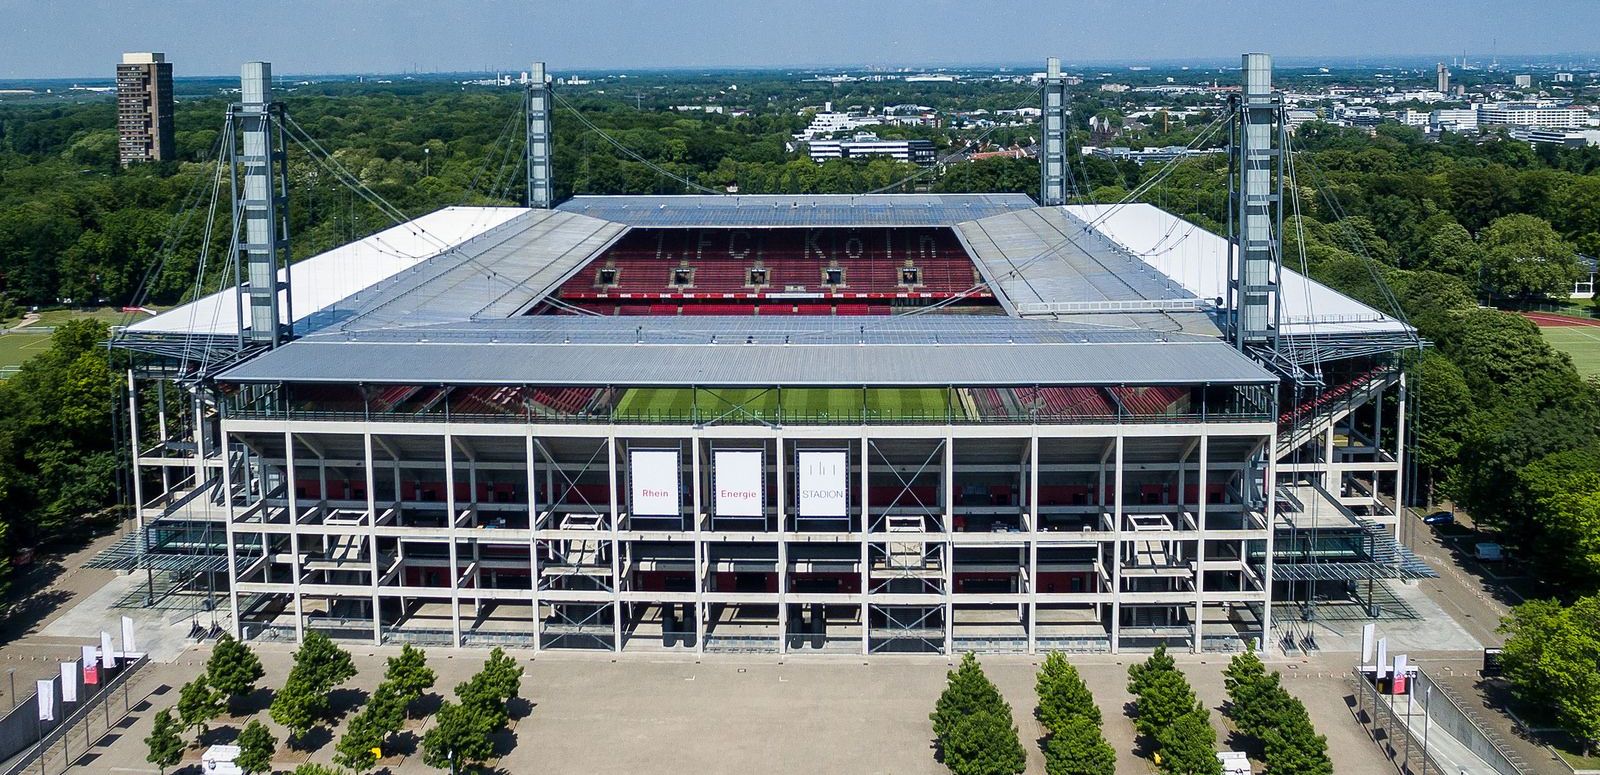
[126,207,529,337]
[957,207,1219,336]
[555,194,1037,228]
[331,209,626,332]
[299,314,1222,347]
[219,337,1274,387]
[1065,203,1415,341]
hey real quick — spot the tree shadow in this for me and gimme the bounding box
[506,696,535,721]
[387,730,419,757]
[289,725,333,753]
[234,686,274,716]
[490,726,519,757]
[199,723,239,747]
[328,687,369,721]
[410,691,443,719]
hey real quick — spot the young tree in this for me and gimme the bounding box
[175,676,224,739]
[205,633,265,711]
[334,708,386,772]
[1222,648,1288,739]
[291,765,346,775]
[1127,647,1197,741]
[365,682,407,738]
[940,709,1027,775]
[269,675,321,747]
[932,653,1007,742]
[1036,651,1101,733]
[1260,701,1333,775]
[382,643,436,716]
[234,719,277,775]
[144,707,184,774]
[1044,716,1116,775]
[422,699,499,774]
[1155,704,1222,775]
[289,631,357,697]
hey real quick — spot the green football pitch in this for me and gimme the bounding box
[614,387,963,422]
[1539,324,1600,378]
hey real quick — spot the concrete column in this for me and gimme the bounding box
[220,429,242,639]
[943,436,954,655]
[527,432,542,652]
[126,371,145,531]
[1261,432,1278,654]
[1194,434,1208,653]
[776,436,788,654]
[285,432,304,641]
[444,433,461,647]
[1028,433,1039,654]
[1110,435,1123,653]
[1394,373,1408,514]
[610,434,625,652]
[365,433,381,645]
[859,434,870,656]
[689,436,701,653]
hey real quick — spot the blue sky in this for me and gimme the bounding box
[3,0,1597,78]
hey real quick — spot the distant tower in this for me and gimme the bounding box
[526,62,553,208]
[1229,53,1283,353]
[116,52,174,166]
[233,62,293,347]
[1436,63,1450,94]
[1039,56,1069,206]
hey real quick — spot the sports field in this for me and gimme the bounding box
[614,387,962,422]
[0,332,51,376]
[1526,312,1600,378]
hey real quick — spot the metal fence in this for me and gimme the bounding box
[1348,668,1451,775]
[2,656,147,775]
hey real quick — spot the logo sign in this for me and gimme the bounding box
[713,450,764,518]
[797,450,848,519]
[629,449,681,518]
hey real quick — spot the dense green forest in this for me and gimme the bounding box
[1,79,1600,605]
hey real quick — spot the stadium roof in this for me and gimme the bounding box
[1065,204,1416,341]
[221,333,1273,387]
[554,194,1036,228]
[125,206,528,338]
[957,207,1217,336]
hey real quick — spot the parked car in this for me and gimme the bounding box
[1421,511,1455,526]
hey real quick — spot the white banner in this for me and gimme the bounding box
[121,615,136,656]
[713,450,764,518]
[100,631,116,669]
[797,450,849,519]
[629,449,681,518]
[59,663,77,703]
[36,679,54,721]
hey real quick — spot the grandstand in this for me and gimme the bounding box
[103,54,1426,657]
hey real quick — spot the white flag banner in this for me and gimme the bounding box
[59,663,77,703]
[713,450,764,518]
[628,449,680,518]
[100,631,116,669]
[121,615,136,656]
[797,450,849,519]
[36,679,54,721]
[1375,637,1388,679]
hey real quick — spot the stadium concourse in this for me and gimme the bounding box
[103,190,1427,658]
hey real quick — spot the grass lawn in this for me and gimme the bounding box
[0,333,52,375]
[1537,324,1600,378]
[615,388,962,422]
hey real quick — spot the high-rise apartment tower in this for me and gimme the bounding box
[117,52,175,166]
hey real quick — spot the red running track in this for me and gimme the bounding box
[1522,312,1600,328]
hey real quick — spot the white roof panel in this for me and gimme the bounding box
[1064,204,1414,339]
[127,206,528,337]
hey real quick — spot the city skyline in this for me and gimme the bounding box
[3,0,1599,79]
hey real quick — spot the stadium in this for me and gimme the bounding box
[104,55,1428,656]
